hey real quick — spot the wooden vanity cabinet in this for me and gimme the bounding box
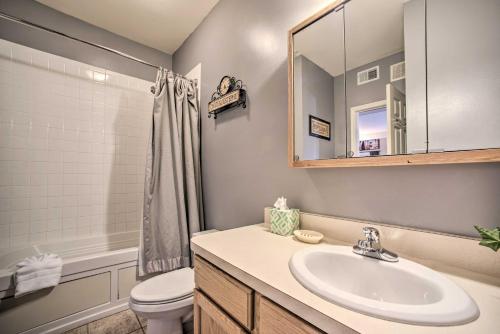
[193,255,325,334]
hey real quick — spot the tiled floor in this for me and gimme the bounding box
[64,308,194,334]
[64,310,147,334]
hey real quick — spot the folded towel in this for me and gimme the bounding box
[15,253,62,298]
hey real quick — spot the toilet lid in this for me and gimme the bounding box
[131,267,194,303]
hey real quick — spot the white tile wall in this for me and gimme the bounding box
[0,39,154,249]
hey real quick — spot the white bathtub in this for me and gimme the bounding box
[0,231,141,334]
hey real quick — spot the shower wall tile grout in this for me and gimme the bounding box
[0,38,153,249]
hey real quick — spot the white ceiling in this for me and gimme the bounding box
[294,0,405,77]
[36,0,220,54]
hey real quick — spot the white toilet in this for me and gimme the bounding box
[129,267,194,334]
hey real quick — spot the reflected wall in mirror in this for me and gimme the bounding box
[292,0,424,161]
[293,7,345,161]
[345,0,417,158]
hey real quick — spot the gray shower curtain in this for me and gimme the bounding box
[139,69,204,276]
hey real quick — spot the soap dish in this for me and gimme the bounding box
[293,230,324,244]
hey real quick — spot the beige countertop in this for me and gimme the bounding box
[191,223,500,334]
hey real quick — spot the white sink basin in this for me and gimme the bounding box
[289,246,479,325]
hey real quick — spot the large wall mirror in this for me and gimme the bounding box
[288,0,500,167]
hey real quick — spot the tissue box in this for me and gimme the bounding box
[270,208,300,236]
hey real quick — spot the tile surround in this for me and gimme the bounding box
[0,39,154,249]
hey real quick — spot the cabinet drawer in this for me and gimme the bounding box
[194,289,247,334]
[256,295,323,334]
[194,256,253,330]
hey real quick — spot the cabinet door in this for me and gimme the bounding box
[255,295,323,334]
[195,256,253,330]
[194,289,247,334]
[426,0,500,152]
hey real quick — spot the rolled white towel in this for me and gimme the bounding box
[15,253,62,298]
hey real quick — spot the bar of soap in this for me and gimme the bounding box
[293,230,324,244]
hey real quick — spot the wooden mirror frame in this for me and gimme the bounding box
[287,1,500,168]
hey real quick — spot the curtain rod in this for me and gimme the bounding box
[0,10,191,85]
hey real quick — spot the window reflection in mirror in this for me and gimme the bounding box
[293,7,346,161]
[355,107,388,157]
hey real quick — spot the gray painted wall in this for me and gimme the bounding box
[0,0,172,81]
[173,0,500,237]
[297,55,335,160]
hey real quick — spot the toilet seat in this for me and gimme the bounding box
[130,294,193,315]
[129,267,195,320]
[130,267,194,305]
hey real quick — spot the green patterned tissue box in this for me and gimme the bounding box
[270,208,300,236]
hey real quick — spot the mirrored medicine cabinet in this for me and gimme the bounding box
[288,0,500,167]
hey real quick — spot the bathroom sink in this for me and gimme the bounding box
[289,246,479,325]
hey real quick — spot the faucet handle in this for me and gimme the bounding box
[362,227,379,242]
[354,226,398,262]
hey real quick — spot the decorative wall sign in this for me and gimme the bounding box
[208,75,246,119]
[309,115,331,140]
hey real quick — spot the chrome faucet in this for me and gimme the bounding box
[352,227,398,262]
